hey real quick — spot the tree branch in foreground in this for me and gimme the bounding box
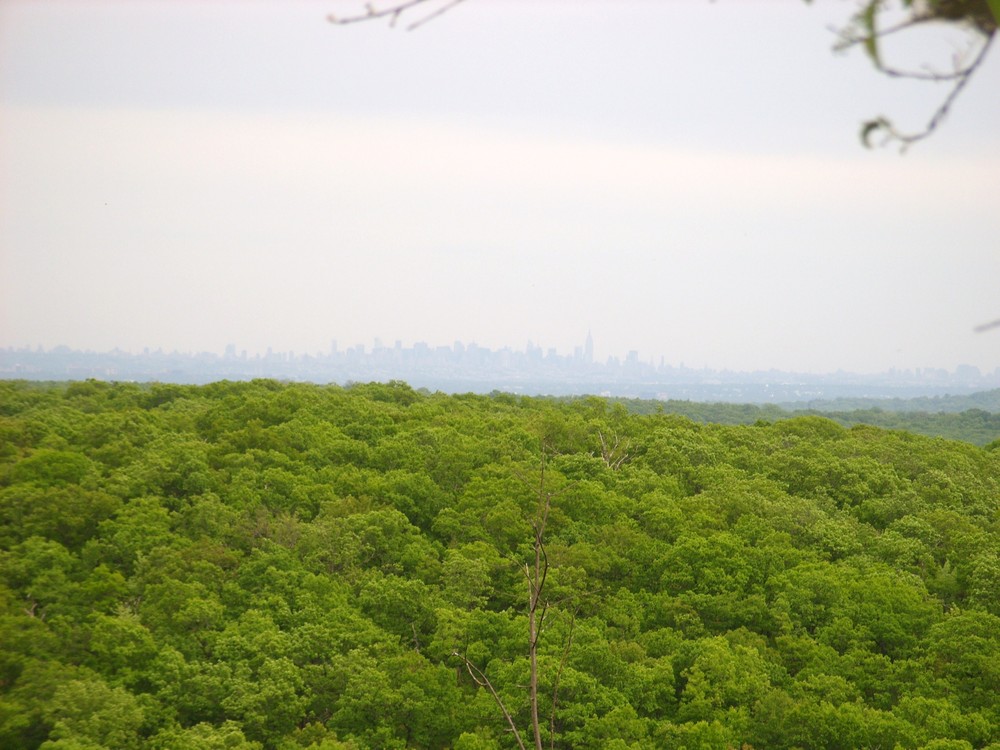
[858,33,993,150]
[833,0,996,150]
[328,0,465,30]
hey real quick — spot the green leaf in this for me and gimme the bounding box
[988,0,1000,27]
[860,119,884,148]
[860,1,880,66]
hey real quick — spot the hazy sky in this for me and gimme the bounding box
[2,0,998,374]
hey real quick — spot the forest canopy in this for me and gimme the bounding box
[1,379,998,749]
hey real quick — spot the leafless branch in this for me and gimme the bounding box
[535,534,549,602]
[598,429,632,470]
[831,12,934,52]
[974,318,1000,333]
[548,608,577,750]
[453,651,527,750]
[860,28,988,81]
[328,0,466,31]
[861,33,994,150]
[462,449,575,750]
[407,0,466,30]
[536,599,550,647]
[874,64,972,81]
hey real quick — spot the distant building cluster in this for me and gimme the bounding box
[2,338,998,403]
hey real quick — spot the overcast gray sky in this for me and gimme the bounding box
[1,0,998,374]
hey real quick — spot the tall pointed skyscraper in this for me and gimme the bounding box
[585,330,594,364]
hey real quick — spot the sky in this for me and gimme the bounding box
[1,0,998,375]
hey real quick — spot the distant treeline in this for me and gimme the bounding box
[785,389,1000,414]
[587,390,1000,447]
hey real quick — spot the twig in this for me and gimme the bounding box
[831,12,934,53]
[861,33,994,150]
[407,0,466,30]
[548,608,577,750]
[328,0,466,30]
[453,651,527,750]
[974,318,1000,333]
[598,429,631,470]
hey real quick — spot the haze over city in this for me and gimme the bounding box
[2,0,998,376]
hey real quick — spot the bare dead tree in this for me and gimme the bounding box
[518,451,576,750]
[453,451,576,750]
[598,430,631,471]
[452,651,528,750]
[524,457,553,750]
[24,597,41,619]
[548,608,577,750]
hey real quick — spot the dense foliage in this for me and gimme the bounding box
[1,379,998,749]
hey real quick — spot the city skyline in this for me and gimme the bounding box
[2,2,998,375]
[5,336,998,392]
[7,330,1000,378]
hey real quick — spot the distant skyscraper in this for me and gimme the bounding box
[585,330,594,364]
